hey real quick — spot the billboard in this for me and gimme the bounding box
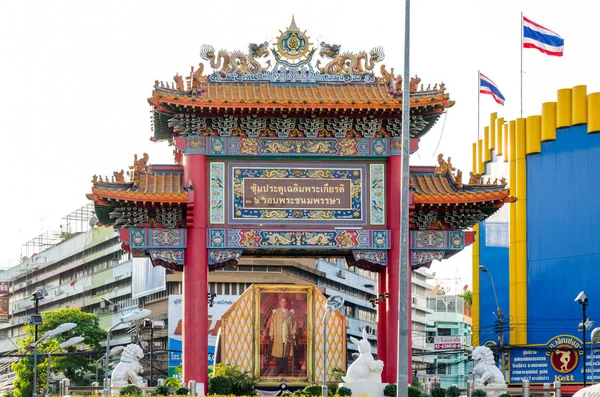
[0,281,8,295]
[167,294,236,376]
[509,334,599,385]
[433,336,462,350]
[0,297,8,323]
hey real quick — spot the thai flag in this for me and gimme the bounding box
[523,16,564,57]
[479,73,505,105]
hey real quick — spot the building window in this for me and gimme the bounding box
[438,363,448,375]
[426,332,435,343]
[437,328,451,336]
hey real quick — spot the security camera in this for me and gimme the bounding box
[574,291,588,304]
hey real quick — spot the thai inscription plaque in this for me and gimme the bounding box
[228,163,367,225]
[243,179,351,209]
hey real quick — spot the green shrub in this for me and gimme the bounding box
[303,385,323,396]
[338,386,352,396]
[422,394,432,397]
[472,390,487,397]
[175,386,189,395]
[155,385,170,396]
[432,387,446,397]
[165,377,181,388]
[499,394,510,397]
[409,385,422,397]
[384,384,397,397]
[446,386,460,397]
[293,390,309,397]
[328,384,339,395]
[208,364,256,396]
[208,376,233,395]
[120,385,143,396]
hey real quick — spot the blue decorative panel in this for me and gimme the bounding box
[210,162,225,224]
[369,164,385,225]
[410,230,464,251]
[128,228,187,248]
[227,163,367,225]
[182,137,394,156]
[207,229,389,250]
[183,136,207,154]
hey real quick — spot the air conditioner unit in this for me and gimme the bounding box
[337,269,346,279]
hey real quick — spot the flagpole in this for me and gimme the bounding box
[520,11,524,118]
[477,69,480,141]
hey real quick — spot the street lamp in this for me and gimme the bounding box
[33,322,77,397]
[479,266,506,375]
[104,308,151,397]
[322,295,344,397]
[574,291,589,387]
[45,336,84,396]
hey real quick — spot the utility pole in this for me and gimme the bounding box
[479,266,506,377]
[497,307,506,378]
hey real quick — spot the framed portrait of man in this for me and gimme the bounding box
[254,285,313,384]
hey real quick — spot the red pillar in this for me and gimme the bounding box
[183,153,208,393]
[385,155,401,383]
[377,270,387,370]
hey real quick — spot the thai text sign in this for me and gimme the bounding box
[244,178,351,209]
[0,297,8,323]
[0,281,8,295]
[228,163,366,225]
[434,336,462,350]
[509,334,596,385]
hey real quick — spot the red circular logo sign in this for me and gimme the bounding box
[550,345,579,374]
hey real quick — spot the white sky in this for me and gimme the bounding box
[1,0,597,289]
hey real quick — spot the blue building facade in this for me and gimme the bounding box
[472,86,600,390]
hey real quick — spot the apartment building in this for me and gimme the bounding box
[411,267,436,374]
[423,295,473,389]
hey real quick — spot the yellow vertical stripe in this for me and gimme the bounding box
[509,119,517,344]
[472,142,478,173]
[541,102,557,141]
[472,223,480,347]
[490,112,497,150]
[478,140,484,174]
[588,93,600,133]
[503,123,509,163]
[515,118,528,345]
[496,117,504,156]
[572,85,587,125]
[483,127,491,163]
[526,116,541,154]
[557,88,572,128]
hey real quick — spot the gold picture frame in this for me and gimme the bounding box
[253,284,314,385]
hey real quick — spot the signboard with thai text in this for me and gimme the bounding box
[0,281,8,295]
[509,334,599,385]
[433,336,462,350]
[0,297,8,323]
[226,163,367,225]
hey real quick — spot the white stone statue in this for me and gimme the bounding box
[339,328,387,397]
[472,346,506,397]
[111,344,145,387]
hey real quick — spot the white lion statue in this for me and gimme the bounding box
[111,344,145,387]
[343,328,384,383]
[472,346,506,397]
